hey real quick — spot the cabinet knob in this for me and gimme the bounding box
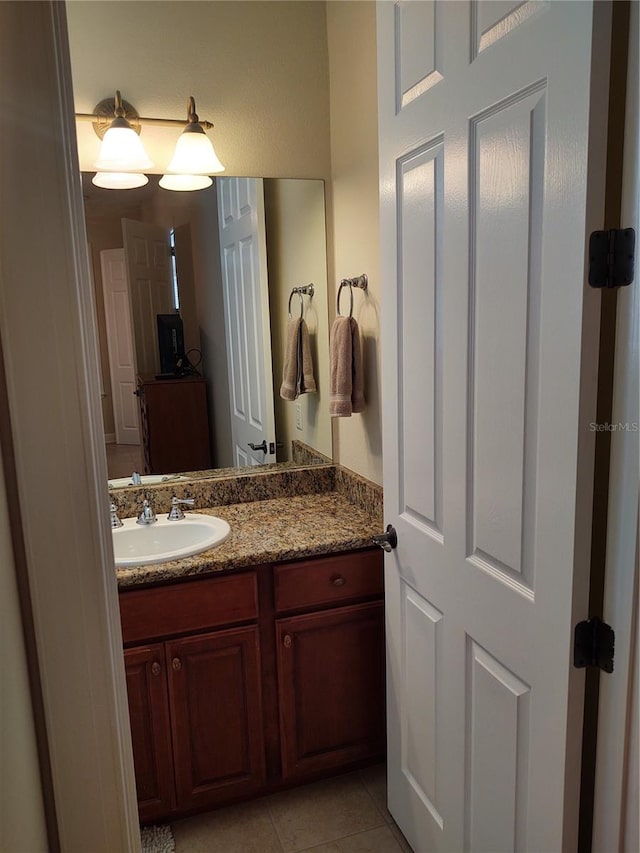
[331,575,346,587]
[172,657,182,671]
[151,661,161,676]
[283,634,292,649]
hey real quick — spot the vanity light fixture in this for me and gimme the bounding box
[159,96,225,192]
[90,91,153,187]
[76,92,223,192]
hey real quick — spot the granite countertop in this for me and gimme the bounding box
[116,490,381,589]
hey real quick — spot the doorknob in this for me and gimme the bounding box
[372,524,398,552]
[248,440,267,453]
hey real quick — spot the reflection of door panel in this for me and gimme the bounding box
[122,219,174,377]
[173,224,199,357]
[378,2,608,852]
[101,248,140,445]
[216,177,275,467]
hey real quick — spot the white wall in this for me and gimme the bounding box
[0,450,48,853]
[326,1,382,484]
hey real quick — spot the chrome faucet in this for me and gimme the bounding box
[110,501,123,528]
[167,496,195,520]
[131,471,142,485]
[136,498,157,525]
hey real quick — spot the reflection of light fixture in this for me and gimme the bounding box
[160,97,224,192]
[92,172,149,190]
[76,92,222,192]
[92,91,154,174]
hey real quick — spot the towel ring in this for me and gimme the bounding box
[336,274,368,318]
[288,283,315,319]
[336,281,354,318]
[288,290,304,319]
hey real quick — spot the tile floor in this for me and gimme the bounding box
[106,442,143,479]
[171,766,414,853]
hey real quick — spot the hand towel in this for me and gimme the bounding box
[300,319,317,394]
[280,317,316,400]
[330,315,365,416]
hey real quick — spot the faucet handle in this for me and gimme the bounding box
[131,471,142,485]
[110,501,123,528]
[136,498,157,526]
[167,496,196,520]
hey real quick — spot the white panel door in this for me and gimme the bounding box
[216,177,276,467]
[378,2,609,851]
[121,219,174,377]
[100,248,140,445]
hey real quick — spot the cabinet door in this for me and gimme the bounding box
[167,626,265,810]
[277,601,386,780]
[123,645,175,822]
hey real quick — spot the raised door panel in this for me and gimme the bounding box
[167,626,265,810]
[123,645,175,822]
[277,602,385,779]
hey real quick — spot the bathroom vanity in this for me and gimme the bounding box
[113,466,385,824]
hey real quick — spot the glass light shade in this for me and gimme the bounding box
[92,172,149,190]
[165,129,224,175]
[94,125,154,171]
[159,174,213,192]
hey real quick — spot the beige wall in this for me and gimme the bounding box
[69,0,383,484]
[326,1,382,484]
[0,451,48,853]
[265,179,332,461]
[67,1,331,180]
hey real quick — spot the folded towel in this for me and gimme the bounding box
[330,315,365,416]
[280,317,316,400]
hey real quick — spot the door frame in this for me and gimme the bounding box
[592,1,640,847]
[0,2,140,850]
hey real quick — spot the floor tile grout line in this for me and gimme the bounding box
[357,768,390,828]
[265,798,288,853]
[266,773,387,853]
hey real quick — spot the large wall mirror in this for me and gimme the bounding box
[83,174,332,484]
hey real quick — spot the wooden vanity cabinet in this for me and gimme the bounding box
[123,644,175,822]
[119,548,384,823]
[166,626,265,811]
[274,551,386,780]
[120,572,265,821]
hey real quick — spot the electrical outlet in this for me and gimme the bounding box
[295,401,303,431]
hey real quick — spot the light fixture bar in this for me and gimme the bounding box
[75,113,214,130]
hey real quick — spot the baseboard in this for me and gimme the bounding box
[104,433,116,444]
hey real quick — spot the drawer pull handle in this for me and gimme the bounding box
[151,662,161,676]
[331,575,346,587]
[283,634,292,649]
[172,657,182,671]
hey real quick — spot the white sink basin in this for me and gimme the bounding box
[113,513,231,567]
[108,474,189,489]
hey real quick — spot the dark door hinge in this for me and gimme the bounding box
[574,618,615,673]
[588,228,635,289]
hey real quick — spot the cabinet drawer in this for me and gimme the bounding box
[274,550,383,613]
[120,572,258,645]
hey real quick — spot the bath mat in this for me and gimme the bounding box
[140,824,175,853]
